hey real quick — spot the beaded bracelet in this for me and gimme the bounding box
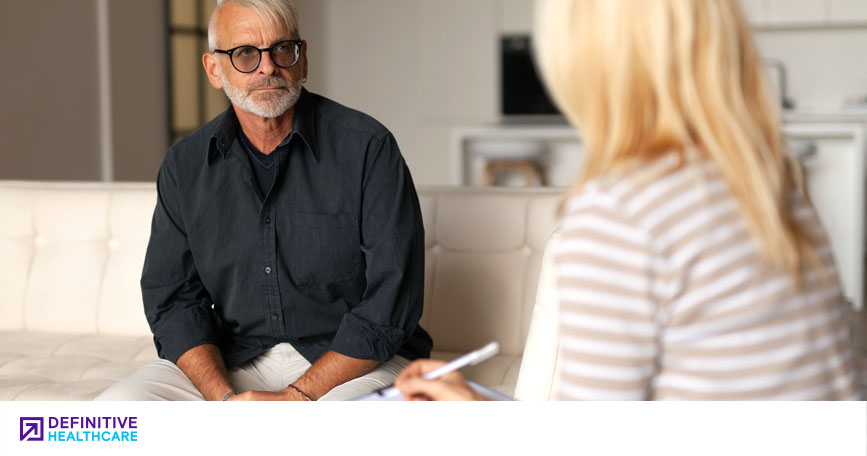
[287,384,313,401]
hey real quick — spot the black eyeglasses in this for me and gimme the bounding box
[213,40,303,73]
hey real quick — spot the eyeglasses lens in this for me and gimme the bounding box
[270,42,299,68]
[231,46,260,72]
[230,42,299,72]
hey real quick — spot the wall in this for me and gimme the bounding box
[300,0,867,185]
[755,28,867,111]
[109,1,169,181]
[297,0,502,186]
[3,1,863,184]
[0,1,102,180]
[0,0,167,182]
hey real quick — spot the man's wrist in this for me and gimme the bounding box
[289,376,325,401]
[286,384,313,401]
[220,391,238,401]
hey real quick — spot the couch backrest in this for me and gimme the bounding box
[417,187,562,356]
[0,181,156,336]
[0,181,563,357]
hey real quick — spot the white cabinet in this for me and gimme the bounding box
[782,121,866,310]
[827,0,867,22]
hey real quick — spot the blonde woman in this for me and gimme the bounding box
[396,0,861,400]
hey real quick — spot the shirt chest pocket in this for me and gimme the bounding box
[289,212,361,286]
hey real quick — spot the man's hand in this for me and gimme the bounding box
[394,359,487,401]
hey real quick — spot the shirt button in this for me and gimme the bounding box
[264,217,271,224]
[265,266,272,274]
[271,313,278,321]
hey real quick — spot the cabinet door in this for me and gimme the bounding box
[827,0,867,22]
[785,127,865,310]
[766,0,826,24]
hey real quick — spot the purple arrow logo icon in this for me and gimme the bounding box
[20,417,44,441]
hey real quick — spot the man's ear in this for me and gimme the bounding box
[203,52,224,90]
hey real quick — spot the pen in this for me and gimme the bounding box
[420,341,500,381]
[360,341,500,400]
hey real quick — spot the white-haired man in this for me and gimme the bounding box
[96,0,431,401]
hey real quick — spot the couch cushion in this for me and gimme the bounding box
[0,331,155,400]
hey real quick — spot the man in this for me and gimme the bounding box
[96,0,431,401]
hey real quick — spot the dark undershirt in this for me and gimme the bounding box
[238,130,287,198]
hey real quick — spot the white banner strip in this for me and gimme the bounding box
[1,401,865,456]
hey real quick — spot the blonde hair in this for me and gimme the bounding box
[534,0,814,278]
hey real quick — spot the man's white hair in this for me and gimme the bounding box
[207,0,301,51]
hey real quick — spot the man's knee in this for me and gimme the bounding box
[93,359,203,401]
[94,379,155,401]
[318,356,410,401]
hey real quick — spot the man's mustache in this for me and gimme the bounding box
[245,77,294,91]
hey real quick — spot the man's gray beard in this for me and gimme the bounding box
[219,70,302,118]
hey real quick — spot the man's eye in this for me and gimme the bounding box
[236,47,255,56]
[275,44,289,53]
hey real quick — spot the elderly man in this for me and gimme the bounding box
[96,0,431,401]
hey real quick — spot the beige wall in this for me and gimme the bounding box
[110,1,169,181]
[0,0,167,182]
[0,1,102,180]
[296,0,502,186]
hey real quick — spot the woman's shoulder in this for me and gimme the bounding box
[564,151,707,220]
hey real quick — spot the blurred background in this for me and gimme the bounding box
[1,0,866,186]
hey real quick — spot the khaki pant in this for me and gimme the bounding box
[94,343,409,401]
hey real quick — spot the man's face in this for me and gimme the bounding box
[205,3,307,118]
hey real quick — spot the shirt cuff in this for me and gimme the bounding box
[152,305,219,364]
[329,312,406,362]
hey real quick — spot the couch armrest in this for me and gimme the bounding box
[514,232,561,400]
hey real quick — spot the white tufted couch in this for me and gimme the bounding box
[0,180,564,400]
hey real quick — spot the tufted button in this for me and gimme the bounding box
[34,236,46,246]
[108,239,119,249]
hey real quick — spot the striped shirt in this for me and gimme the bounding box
[554,152,861,400]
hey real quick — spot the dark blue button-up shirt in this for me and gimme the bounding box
[142,89,432,368]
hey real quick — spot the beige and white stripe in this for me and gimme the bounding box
[555,153,861,400]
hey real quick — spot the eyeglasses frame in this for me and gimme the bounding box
[213,39,304,73]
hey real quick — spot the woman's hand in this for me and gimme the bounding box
[394,359,488,401]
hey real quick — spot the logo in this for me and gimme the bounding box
[20,417,44,441]
[17,416,138,443]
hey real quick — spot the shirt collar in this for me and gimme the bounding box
[208,87,318,162]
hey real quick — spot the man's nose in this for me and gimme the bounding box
[257,50,279,75]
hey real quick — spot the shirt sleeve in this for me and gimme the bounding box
[141,153,219,364]
[328,132,425,362]
[554,192,662,400]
